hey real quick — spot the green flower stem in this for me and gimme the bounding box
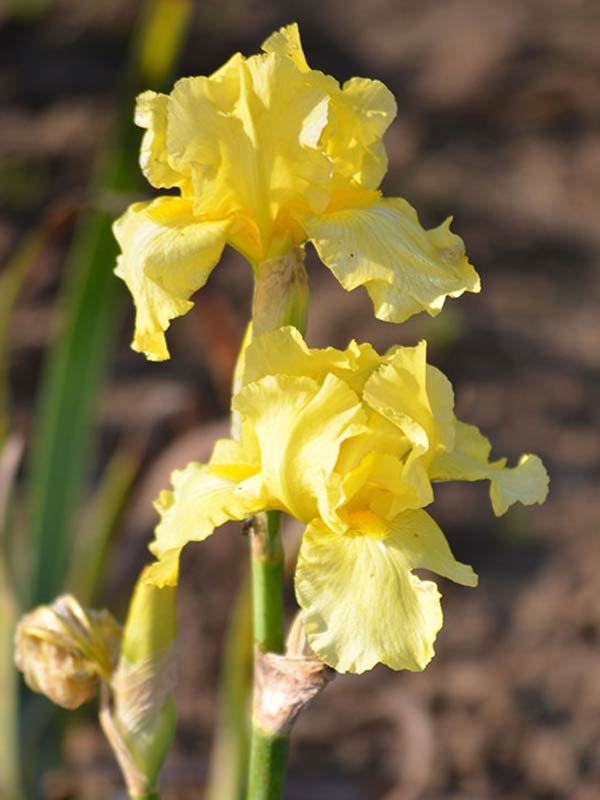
[249,511,285,655]
[132,794,158,800]
[247,729,289,800]
[247,511,289,800]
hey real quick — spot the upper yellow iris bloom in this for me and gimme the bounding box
[113,23,480,361]
[147,328,548,674]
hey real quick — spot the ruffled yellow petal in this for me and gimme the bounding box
[386,509,477,587]
[242,325,380,394]
[362,342,454,502]
[334,410,411,476]
[148,458,263,586]
[368,344,456,452]
[261,22,310,72]
[321,77,396,191]
[233,373,367,523]
[113,197,230,361]
[263,24,396,191]
[165,49,332,262]
[489,454,549,516]
[430,421,550,516]
[302,197,481,323]
[318,451,428,538]
[296,510,475,674]
[135,90,187,191]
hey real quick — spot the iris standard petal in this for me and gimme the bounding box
[302,197,480,323]
[321,77,396,191]
[113,197,230,361]
[430,421,549,515]
[362,342,453,503]
[261,22,310,72]
[135,90,186,191]
[166,50,332,261]
[242,325,380,394]
[263,24,396,191]
[233,373,367,523]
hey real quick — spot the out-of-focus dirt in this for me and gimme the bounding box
[3,0,599,797]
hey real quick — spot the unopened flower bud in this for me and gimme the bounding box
[14,595,121,709]
[100,566,177,797]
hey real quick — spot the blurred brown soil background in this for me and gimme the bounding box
[2,0,600,797]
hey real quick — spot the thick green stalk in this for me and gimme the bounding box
[247,514,289,800]
[247,730,289,800]
[249,511,285,654]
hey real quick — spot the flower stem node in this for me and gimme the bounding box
[253,648,334,737]
[253,613,335,737]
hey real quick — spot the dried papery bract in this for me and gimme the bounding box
[247,612,335,800]
[14,594,121,709]
[253,613,335,737]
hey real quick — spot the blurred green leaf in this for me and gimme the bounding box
[26,0,193,608]
[66,442,141,605]
[4,0,50,21]
[0,437,25,800]
[205,579,253,800]
[0,201,75,443]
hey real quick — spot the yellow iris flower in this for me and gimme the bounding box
[147,328,548,674]
[113,23,480,361]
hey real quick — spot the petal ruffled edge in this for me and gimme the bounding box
[301,197,481,323]
[295,510,476,674]
[135,90,185,190]
[233,372,367,523]
[113,197,230,361]
[261,22,310,72]
[430,421,550,516]
[147,455,263,587]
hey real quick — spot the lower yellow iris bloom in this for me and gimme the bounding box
[147,328,548,674]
